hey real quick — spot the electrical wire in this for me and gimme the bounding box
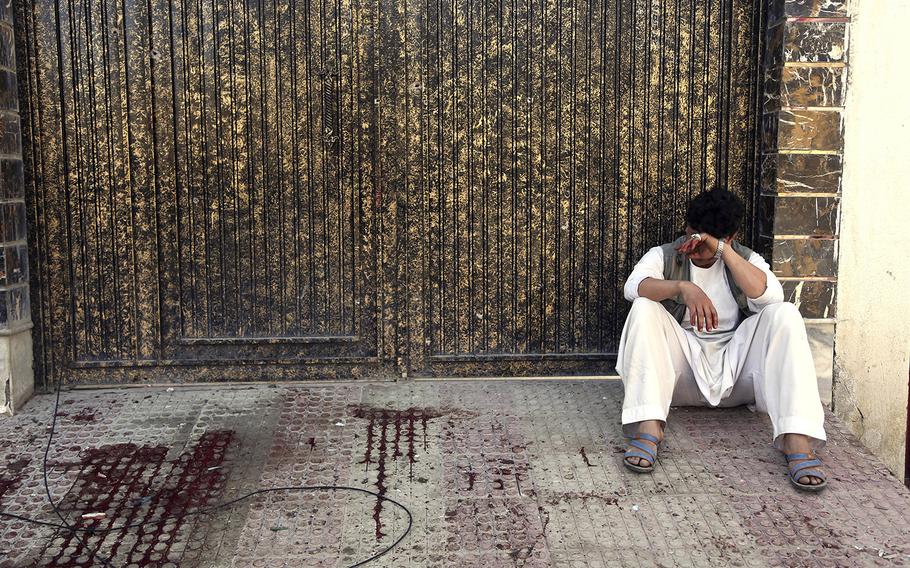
[0,383,413,567]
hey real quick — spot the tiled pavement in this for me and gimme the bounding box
[1,379,909,567]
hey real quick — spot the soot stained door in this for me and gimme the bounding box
[20,0,764,385]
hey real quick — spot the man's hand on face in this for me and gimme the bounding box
[675,232,719,256]
[679,281,718,332]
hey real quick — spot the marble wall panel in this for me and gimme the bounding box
[784,0,848,18]
[0,25,14,69]
[762,153,842,194]
[772,237,838,277]
[781,65,845,107]
[0,112,20,155]
[777,109,842,151]
[784,22,847,62]
[759,195,840,236]
[782,279,836,318]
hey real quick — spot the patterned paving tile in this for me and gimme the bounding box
[1,380,909,567]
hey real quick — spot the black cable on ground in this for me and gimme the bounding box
[0,383,413,568]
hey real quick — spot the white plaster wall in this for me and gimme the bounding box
[836,0,910,478]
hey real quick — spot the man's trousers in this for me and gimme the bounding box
[616,298,827,450]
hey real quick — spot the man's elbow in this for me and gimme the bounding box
[748,285,785,308]
[765,280,786,304]
[623,279,642,303]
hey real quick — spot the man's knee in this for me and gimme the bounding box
[630,296,664,317]
[760,302,803,325]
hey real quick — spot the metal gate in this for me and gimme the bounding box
[17,0,766,385]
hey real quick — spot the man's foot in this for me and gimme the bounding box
[624,420,664,469]
[782,433,827,489]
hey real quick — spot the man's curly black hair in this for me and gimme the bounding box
[686,188,744,239]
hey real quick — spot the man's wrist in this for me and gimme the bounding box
[714,238,725,259]
[703,235,718,254]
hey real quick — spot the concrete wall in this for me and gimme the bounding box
[835,0,910,478]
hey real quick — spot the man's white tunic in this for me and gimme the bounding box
[616,245,827,449]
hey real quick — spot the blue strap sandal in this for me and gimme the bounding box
[785,452,828,492]
[623,432,661,473]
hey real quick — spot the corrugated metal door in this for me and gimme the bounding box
[396,0,767,376]
[19,0,765,385]
[22,0,385,384]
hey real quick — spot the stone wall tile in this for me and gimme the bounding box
[768,0,786,26]
[0,157,23,199]
[0,25,13,70]
[784,22,846,63]
[762,153,842,193]
[3,243,27,285]
[759,195,840,236]
[781,65,845,107]
[762,113,780,152]
[764,63,782,113]
[782,279,836,318]
[0,201,26,241]
[5,285,28,325]
[0,3,12,25]
[0,112,20,155]
[755,234,774,258]
[766,21,785,68]
[0,69,17,111]
[0,288,7,329]
[772,238,837,277]
[784,0,848,18]
[777,109,842,151]
[805,320,835,404]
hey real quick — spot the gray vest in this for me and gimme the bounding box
[658,236,756,325]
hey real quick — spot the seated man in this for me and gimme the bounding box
[616,188,828,492]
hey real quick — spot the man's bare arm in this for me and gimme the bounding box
[637,278,718,331]
[637,277,685,302]
[698,235,768,298]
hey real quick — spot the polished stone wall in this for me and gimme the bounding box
[0,2,27,332]
[0,2,33,413]
[761,0,848,403]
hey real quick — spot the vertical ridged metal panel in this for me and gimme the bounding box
[17,0,765,384]
[403,0,766,374]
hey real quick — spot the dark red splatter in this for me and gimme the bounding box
[43,430,236,567]
[55,408,98,422]
[71,409,98,422]
[361,416,375,470]
[421,415,429,451]
[392,413,403,458]
[372,421,389,539]
[405,414,417,477]
[7,458,30,473]
[579,447,596,467]
[348,404,462,540]
[466,470,477,490]
[307,437,316,451]
[0,457,30,501]
[544,491,619,506]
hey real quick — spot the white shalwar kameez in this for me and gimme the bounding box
[616,246,827,450]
